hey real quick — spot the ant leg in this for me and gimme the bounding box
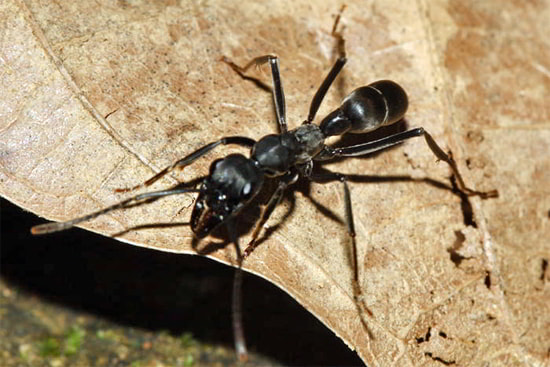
[232,258,248,362]
[225,221,248,362]
[309,171,374,334]
[243,171,299,258]
[320,128,498,198]
[222,55,287,133]
[306,5,348,123]
[30,186,200,235]
[319,128,425,159]
[116,136,256,193]
[420,130,498,198]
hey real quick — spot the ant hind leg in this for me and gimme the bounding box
[305,5,349,123]
[324,128,498,199]
[309,171,375,338]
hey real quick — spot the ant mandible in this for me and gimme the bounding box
[31,6,497,362]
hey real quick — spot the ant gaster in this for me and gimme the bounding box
[31,7,497,362]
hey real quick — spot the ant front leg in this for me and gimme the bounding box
[320,128,498,199]
[31,185,200,235]
[308,171,374,336]
[222,55,287,133]
[116,136,256,193]
[242,170,299,258]
[224,221,248,362]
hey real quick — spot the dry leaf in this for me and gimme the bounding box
[1,0,549,365]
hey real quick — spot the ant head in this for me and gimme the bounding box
[191,154,264,237]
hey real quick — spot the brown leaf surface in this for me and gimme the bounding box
[1,0,549,365]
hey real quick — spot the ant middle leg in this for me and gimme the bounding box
[222,5,349,130]
[222,55,287,133]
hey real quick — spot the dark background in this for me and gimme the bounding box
[1,197,363,366]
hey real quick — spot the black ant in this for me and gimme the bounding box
[31,7,497,362]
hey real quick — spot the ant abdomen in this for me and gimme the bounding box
[320,80,408,136]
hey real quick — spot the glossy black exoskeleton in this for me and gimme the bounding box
[31,8,497,362]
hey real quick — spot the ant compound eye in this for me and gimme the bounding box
[242,182,252,197]
[240,181,261,202]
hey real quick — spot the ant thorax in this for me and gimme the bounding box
[291,124,325,163]
[251,124,325,177]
